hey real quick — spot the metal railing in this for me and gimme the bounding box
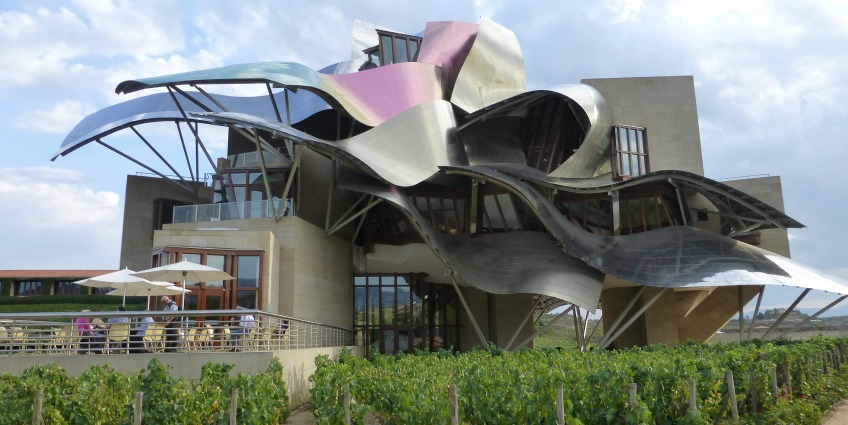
[172,198,295,223]
[0,310,353,356]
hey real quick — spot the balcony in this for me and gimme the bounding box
[173,199,295,224]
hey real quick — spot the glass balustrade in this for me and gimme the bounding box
[173,199,295,224]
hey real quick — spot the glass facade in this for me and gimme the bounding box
[354,273,459,355]
[153,248,261,310]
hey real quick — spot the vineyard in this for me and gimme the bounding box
[0,358,288,424]
[311,337,848,424]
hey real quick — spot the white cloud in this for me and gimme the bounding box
[606,0,644,23]
[18,100,96,133]
[0,167,122,269]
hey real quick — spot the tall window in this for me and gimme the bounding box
[410,196,467,235]
[362,30,422,69]
[354,273,458,355]
[155,248,260,310]
[15,281,42,296]
[612,125,649,179]
[211,168,295,220]
[55,281,80,295]
[236,255,260,309]
[619,195,675,235]
[555,197,613,236]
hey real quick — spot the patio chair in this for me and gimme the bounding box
[63,324,79,354]
[220,326,231,351]
[197,324,213,350]
[9,327,26,353]
[0,326,9,351]
[106,323,130,354]
[144,324,164,352]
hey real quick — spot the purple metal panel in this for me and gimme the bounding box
[322,62,444,125]
[417,21,479,97]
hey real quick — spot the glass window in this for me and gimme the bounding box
[55,281,80,295]
[381,34,394,65]
[394,37,408,63]
[236,290,257,309]
[237,256,260,288]
[15,281,42,296]
[409,40,420,61]
[206,255,226,287]
[182,253,202,286]
[612,125,649,179]
[353,273,457,355]
[230,172,246,185]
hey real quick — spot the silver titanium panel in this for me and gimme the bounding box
[116,60,444,128]
[484,164,803,230]
[200,100,461,187]
[547,84,615,178]
[337,171,603,311]
[450,17,527,113]
[444,165,848,295]
[53,90,328,159]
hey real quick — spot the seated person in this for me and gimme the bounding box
[129,314,155,353]
[106,306,130,350]
[89,318,107,354]
[74,311,93,354]
[229,312,256,349]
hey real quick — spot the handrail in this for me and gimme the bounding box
[0,310,354,356]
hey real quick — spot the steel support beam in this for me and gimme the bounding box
[505,298,541,351]
[276,145,301,219]
[599,288,669,350]
[449,274,488,347]
[251,130,275,217]
[597,286,646,348]
[513,305,575,350]
[96,139,194,193]
[762,288,811,339]
[166,86,216,173]
[327,197,382,236]
[778,295,848,339]
[130,126,188,184]
[747,286,765,340]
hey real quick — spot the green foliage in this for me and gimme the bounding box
[232,357,290,424]
[311,337,848,425]
[0,294,146,313]
[0,358,289,424]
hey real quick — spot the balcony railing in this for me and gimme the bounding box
[173,199,295,224]
[0,310,353,356]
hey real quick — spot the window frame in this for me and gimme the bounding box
[612,125,650,180]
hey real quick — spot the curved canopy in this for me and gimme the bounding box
[52,90,327,160]
[443,164,848,296]
[116,60,445,128]
[466,163,804,231]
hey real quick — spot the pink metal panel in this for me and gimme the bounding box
[417,21,479,96]
[322,62,444,125]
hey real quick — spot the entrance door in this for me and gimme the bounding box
[185,288,228,347]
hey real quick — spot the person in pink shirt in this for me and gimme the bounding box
[75,310,93,353]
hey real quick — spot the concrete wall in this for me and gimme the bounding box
[0,346,363,409]
[457,288,534,350]
[120,175,210,271]
[583,76,705,175]
[155,216,353,328]
[723,176,792,257]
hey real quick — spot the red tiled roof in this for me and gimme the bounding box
[0,270,118,279]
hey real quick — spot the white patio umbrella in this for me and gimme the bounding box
[75,268,170,307]
[130,260,235,310]
[105,285,191,310]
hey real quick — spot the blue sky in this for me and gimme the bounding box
[1,0,847,314]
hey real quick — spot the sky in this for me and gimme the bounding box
[1,0,847,315]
